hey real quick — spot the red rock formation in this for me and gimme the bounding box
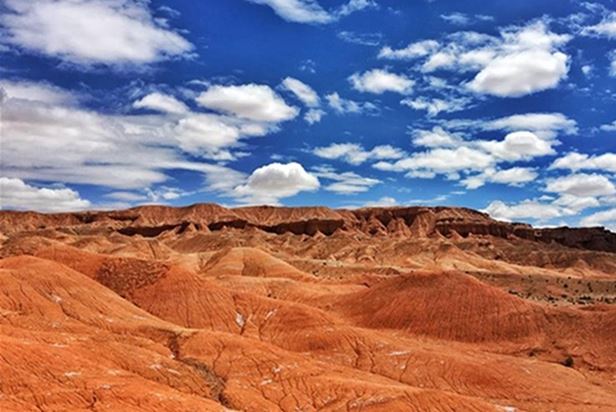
[1,204,616,411]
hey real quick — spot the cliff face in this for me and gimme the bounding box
[1,204,615,253]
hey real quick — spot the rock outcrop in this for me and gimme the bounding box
[2,204,614,252]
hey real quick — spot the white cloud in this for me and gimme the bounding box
[196,84,299,122]
[336,0,377,17]
[173,114,242,154]
[553,194,600,213]
[0,80,291,189]
[461,167,538,189]
[0,177,90,212]
[337,31,382,46]
[600,121,616,132]
[468,22,571,97]
[349,69,414,94]
[401,96,470,116]
[201,163,249,195]
[545,174,616,198]
[304,108,325,124]
[133,92,188,114]
[440,13,493,26]
[245,0,374,24]
[383,114,575,186]
[421,51,460,72]
[378,40,440,60]
[484,187,609,224]
[484,199,566,222]
[550,152,616,173]
[361,196,398,207]
[104,191,147,202]
[580,208,616,231]
[314,143,365,164]
[386,21,570,97]
[369,145,406,159]
[313,143,405,165]
[145,186,191,202]
[281,77,320,107]
[0,0,193,66]
[468,49,569,97]
[582,12,616,38]
[247,0,332,23]
[233,162,319,204]
[313,166,380,194]
[411,127,462,148]
[0,79,79,105]
[374,146,494,176]
[485,112,577,137]
[476,131,556,161]
[325,92,377,114]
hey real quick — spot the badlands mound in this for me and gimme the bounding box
[1,204,615,411]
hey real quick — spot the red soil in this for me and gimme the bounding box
[1,204,615,411]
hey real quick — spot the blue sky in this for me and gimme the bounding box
[0,0,615,230]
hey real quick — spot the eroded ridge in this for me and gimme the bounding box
[1,204,615,411]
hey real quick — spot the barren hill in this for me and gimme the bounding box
[1,204,615,411]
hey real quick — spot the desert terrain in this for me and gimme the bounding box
[0,204,615,411]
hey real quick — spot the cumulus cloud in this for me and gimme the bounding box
[600,120,616,132]
[469,22,571,97]
[461,167,538,189]
[233,162,319,204]
[0,0,193,66]
[545,174,616,198]
[484,112,577,138]
[440,12,493,26]
[382,112,575,190]
[245,0,375,24]
[374,146,494,177]
[313,166,380,194]
[468,49,569,97]
[313,143,405,165]
[484,199,566,222]
[349,69,414,94]
[401,96,470,116]
[550,152,616,173]
[133,92,188,114]
[280,77,324,124]
[553,194,600,213]
[336,0,377,17]
[361,196,398,207]
[411,127,462,148]
[0,79,79,105]
[172,114,243,154]
[384,125,555,185]
[0,80,296,190]
[380,21,571,97]
[476,131,556,161]
[0,177,91,212]
[196,84,299,122]
[378,40,440,60]
[325,92,378,114]
[281,77,320,107]
[582,12,616,38]
[304,108,325,124]
[580,208,616,231]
